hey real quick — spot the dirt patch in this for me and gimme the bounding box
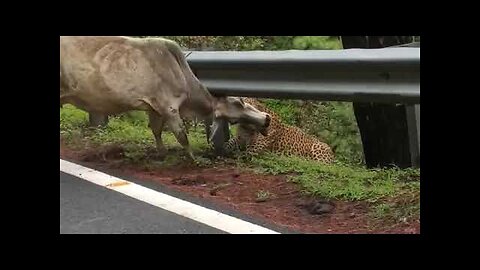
[60,140,419,234]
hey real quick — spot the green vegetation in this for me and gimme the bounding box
[243,152,419,221]
[245,153,419,201]
[139,36,343,51]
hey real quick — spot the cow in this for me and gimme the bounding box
[60,36,271,161]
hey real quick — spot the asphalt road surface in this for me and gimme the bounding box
[60,172,226,234]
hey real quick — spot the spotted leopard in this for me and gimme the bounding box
[224,98,335,164]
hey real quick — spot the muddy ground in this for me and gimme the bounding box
[60,140,420,234]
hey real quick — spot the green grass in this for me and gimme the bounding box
[242,153,420,220]
[60,105,89,132]
[245,153,419,202]
[60,104,420,221]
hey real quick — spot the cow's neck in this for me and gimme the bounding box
[182,84,216,121]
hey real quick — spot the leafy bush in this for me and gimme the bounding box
[292,36,342,50]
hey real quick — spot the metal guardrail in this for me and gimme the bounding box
[186,47,420,104]
[87,47,421,167]
[185,47,420,167]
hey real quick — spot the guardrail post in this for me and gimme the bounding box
[406,105,420,167]
[341,36,419,168]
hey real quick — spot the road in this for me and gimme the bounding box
[60,171,226,234]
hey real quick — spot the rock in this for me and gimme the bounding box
[305,200,335,215]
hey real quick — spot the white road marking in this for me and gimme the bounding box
[60,159,280,234]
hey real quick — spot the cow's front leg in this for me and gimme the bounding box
[89,112,109,127]
[165,108,195,161]
[148,111,168,160]
[204,118,213,144]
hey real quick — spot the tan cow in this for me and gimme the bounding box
[60,36,270,161]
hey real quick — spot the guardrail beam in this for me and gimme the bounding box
[186,47,420,168]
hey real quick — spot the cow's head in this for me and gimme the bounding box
[213,96,271,136]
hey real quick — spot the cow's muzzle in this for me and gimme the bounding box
[259,114,271,136]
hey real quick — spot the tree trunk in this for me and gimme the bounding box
[341,36,416,169]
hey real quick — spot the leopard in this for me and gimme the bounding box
[224,98,335,164]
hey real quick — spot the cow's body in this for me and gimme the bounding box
[60,36,208,117]
[60,36,270,160]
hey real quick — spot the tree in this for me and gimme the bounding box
[340,36,417,169]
